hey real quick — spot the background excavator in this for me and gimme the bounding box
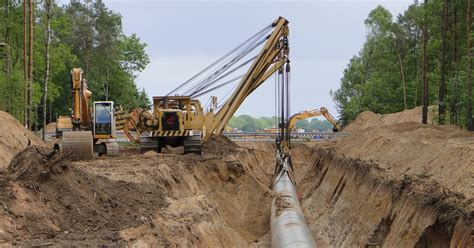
[125,17,291,154]
[288,107,341,132]
[56,68,120,160]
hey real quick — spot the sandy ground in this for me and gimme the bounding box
[0,107,472,246]
[339,106,473,202]
[297,107,473,247]
[0,111,45,169]
[0,136,277,246]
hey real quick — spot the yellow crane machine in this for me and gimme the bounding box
[127,17,290,154]
[288,107,341,132]
[56,68,119,160]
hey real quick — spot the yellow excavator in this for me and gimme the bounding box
[288,107,341,132]
[126,17,290,154]
[56,68,119,160]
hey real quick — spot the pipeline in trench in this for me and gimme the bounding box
[270,151,316,247]
[237,142,471,247]
[144,140,472,247]
[4,139,470,246]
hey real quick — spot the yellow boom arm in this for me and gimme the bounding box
[208,17,290,139]
[288,107,341,132]
[71,68,92,128]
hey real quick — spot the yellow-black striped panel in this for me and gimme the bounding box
[155,130,191,137]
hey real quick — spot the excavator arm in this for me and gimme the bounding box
[288,107,341,132]
[71,68,92,129]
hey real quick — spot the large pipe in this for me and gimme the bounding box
[271,155,316,248]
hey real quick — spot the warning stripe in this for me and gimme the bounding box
[155,130,190,137]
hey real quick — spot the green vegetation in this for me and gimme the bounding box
[332,1,473,130]
[228,115,333,132]
[0,0,150,129]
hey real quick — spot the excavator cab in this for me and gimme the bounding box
[93,101,115,139]
[161,111,181,131]
[58,68,120,160]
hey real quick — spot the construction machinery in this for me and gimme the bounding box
[127,17,291,154]
[56,68,119,160]
[288,107,341,133]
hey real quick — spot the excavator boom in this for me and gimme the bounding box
[288,107,341,132]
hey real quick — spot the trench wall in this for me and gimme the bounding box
[297,148,473,247]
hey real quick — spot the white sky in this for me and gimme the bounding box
[96,0,413,117]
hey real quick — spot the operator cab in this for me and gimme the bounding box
[93,101,115,137]
[162,111,180,131]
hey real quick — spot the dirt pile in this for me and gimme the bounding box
[202,135,239,155]
[294,147,474,247]
[292,108,473,247]
[344,106,436,132]
[2,106,468,247]
[70,137,276,246]
[44,122,56,132]
[0,146,166,246]
[336,109,473,201]
[0,111,45,169]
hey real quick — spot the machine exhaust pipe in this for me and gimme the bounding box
[271,155,316,248]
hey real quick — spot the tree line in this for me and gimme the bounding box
[228,115,333,132]
[332,0,473,131]
[0,0,150,130]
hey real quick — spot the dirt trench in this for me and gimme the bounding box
[67,137,277,247]
[289,108,473,247]
[294,147,472,247]
[0,107,472,247]
[1,140,471,247]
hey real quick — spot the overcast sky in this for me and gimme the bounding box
[98,0,413,117]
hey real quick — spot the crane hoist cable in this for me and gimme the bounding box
[166,24,272,96]
[216,81,240,110]
[185,40,264,96]
[183,36,267,97]
[192,74,245,98]
[167,23,275,98]
[189,55,257,97]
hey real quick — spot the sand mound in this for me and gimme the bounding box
[71,138,275,246]
[143,150,159,157]
[44,122,57,132]
[344,106,436,132]
[0,136,276,246]
[0,146,166,246]
[0,111,45,169]
[334,107,473,202]
[289,106,473,246]
[202,135,238,155]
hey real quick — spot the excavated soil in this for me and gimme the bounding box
[0,107,472,247]
[44,123,57,133]
[0,135,277,246]
[295,108,473,247]
[0,146,166,246]
[343,106,437,132]
[0,111,45,169]
[73,136,277,247]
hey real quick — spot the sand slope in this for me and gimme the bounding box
[0,111,45,169]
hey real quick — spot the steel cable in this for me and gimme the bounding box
[167,24,273,96]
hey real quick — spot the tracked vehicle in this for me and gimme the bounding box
[126,17,291,154]
[56,68,119,160]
